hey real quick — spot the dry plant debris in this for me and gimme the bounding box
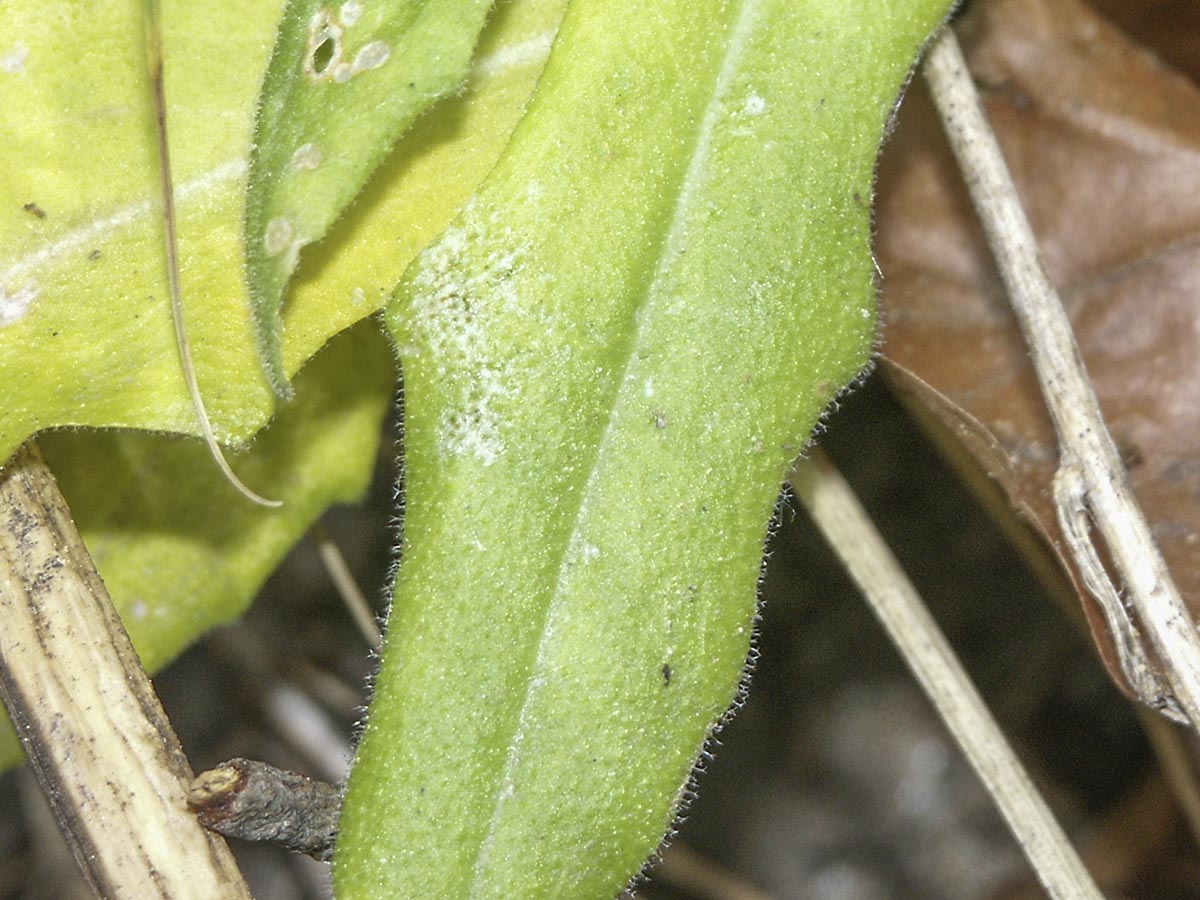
[188,758,341,861]
[0,444,251,899]
[876,0,1200,698]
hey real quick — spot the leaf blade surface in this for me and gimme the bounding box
[0,321,395,771]
[245,0,494,393]
[336,1,953,897]
[0,0,560,462]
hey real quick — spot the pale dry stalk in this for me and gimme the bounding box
[790,449,1103,900]
[312,524,383,651]
[653,842,774,900]
[922,28,1200,727]
[0,443,252,900]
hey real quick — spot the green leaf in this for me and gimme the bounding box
[0,0,561,750]
[0,0,562,768]
[0,321,395,773]
[0,0,560,465]
[245,0,493,395]
[283,0,568,384]
[336,1,952,897]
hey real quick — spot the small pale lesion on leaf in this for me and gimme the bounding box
[303,8,390,84]
[264,217,295,256]
[290,142,323,171]
[338,0,363,27]
[0,281,38,327]
[352,40,390,74]
[304,10,342,80]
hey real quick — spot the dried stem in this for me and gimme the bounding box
[790,449,1103,900]
[0,443,252,900]
[922,28,1200,726]
[653,842,773,900]
[144,0,281,509]
[189,758,342,861]
[312,524,383,651]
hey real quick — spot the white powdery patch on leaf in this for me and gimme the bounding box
[742,90,766,116]
[339,0,363,27]
[0,282,38,325]
[0,44,28,74]
[407,208,526,466]
[291,142,323,171]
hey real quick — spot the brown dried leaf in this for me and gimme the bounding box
[876,0,1200,697]
[1086,0,1200,84]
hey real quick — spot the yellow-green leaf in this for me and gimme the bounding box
[245,0,493,394]
[0,0,562,465]
[0,320,395,772]
[0,0,562,757]
[0,0,283,454]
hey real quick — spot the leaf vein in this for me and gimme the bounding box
[467,0,762,892]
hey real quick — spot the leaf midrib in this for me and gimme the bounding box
[466,0,761,893]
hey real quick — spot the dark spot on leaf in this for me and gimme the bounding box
[661,663,672,687]
[88,249,101,261]
[22,202,46,219]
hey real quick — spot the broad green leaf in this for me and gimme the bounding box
[0,0,561,465]
[336,1,951,897]
[245,0,492,395]
[0,320,395,773]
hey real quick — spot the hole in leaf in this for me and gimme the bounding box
[311,36,336,75]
